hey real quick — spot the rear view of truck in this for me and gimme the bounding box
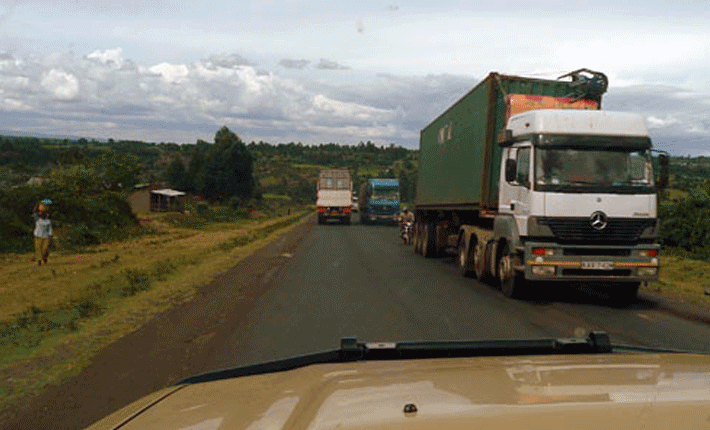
[317,169,353,225]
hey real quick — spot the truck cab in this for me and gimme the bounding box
[359,179,401,225]
[495,109,662,299]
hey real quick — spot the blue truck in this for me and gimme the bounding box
[358,179,401,225]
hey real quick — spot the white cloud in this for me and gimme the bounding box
[148,62,189,84]
[646,115,681,129]
[2,97,31,111]
[40,69,79,100]
[310,94,394,121]
[87,47,124,67]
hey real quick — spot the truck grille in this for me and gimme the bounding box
[539,218,655,244]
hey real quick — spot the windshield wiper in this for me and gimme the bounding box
[178,332,629,385]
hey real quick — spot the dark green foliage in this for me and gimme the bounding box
[0,181,139,252]
[166,156,188,190]
[201,127,255,202]
[659,187,710,259]
[121,269,151,296]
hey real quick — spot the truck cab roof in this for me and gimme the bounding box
[508,109,650,139]
[370,179,399,187]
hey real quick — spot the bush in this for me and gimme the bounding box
[196,202,209,214]
[659,187,710,258]
[0,182,139,251]
[228,196,241,209]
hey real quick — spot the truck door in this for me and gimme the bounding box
[501,144,532,233]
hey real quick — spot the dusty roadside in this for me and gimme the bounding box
[1,214,315,430]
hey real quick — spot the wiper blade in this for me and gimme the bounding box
[177,332,612,385]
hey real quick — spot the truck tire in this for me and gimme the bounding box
[413,222,421,254]
[473,241,486,281]
[610,282,640,307]
[458,236,474,277]
[498,244,527,299]
[318,216,325,225]
[343,216,351,225]
[422,223,437,258]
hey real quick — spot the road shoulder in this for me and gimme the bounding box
[1,215,315,430]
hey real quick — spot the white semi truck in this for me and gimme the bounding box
[412,70,668,303]
[316,169,353,225]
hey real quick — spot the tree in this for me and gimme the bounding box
[92,150,140,191]
[166,156,188,190]
[201,127,255,202]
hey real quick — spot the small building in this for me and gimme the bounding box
[127,184,186,213]
[150,188,186,212]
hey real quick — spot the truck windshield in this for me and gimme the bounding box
[535,148,654,191]
[372,189,400,200]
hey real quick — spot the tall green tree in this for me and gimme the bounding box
[166,156,188,190]
[202,127,255,202]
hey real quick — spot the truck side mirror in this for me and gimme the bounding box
[657,153,669,190]
[505,159,517,183]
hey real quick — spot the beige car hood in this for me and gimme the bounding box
[87,353,710,430]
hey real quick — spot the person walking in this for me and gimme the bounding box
[33,200,53,266]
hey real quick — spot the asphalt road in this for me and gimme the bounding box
[209,217,710,370]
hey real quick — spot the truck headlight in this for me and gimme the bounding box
[638,267,658,277]
[532,266,556,276]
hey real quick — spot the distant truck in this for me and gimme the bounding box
[316,169,353,225]
[359,178,401,225]
[412,69,668,303]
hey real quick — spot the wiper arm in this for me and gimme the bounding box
[177,332,612,385]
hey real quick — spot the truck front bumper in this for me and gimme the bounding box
[523,242,660,282]
[368,213,399,222]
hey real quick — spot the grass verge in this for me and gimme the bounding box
[0,209,312,413]
[642,253,710,308]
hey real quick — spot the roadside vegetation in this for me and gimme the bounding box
[0,205,311,412]
[646,157,710,306]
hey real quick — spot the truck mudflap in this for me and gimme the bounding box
[523,242,659,282]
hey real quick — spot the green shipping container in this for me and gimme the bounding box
[415,72,602,212]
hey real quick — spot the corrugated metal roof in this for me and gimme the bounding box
[151,189,186,197]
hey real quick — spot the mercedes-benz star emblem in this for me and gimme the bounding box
[589,211,608,231]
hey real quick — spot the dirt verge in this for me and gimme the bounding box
[1,215,315,430]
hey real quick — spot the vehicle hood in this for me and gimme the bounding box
[88,353,710,430]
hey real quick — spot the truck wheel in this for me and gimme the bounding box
[413,223,422,255]
[343,217,351,225]
[458,236,474,277]
[318,216,325,225]
[421,223,437,258]
[473,242,486,281]
[610,282,640,307]
[499,244,527,299]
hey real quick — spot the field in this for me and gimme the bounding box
[0,208,312,412]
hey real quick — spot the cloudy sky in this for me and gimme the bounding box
[0,0,709,154]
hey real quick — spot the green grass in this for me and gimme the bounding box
[263,193,292,200]
[643,254,710,308]
[0,209,312,413]
[291,163,325,169]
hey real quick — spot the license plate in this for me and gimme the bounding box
[581,261,614,270]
